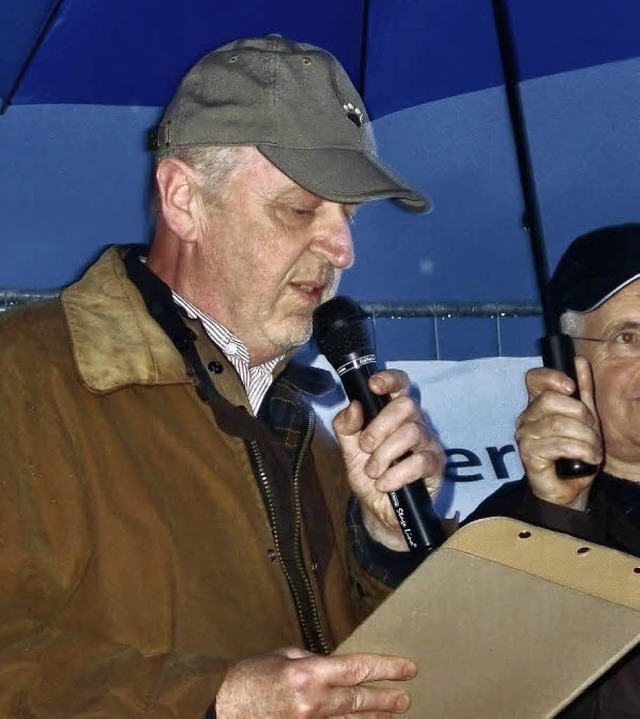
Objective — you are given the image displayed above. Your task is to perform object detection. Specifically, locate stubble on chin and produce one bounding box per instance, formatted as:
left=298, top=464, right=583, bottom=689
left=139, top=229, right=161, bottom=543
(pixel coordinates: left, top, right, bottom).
left=281, top=314, right=314, bottom=353
left=267, top=268, right=341, bottom=356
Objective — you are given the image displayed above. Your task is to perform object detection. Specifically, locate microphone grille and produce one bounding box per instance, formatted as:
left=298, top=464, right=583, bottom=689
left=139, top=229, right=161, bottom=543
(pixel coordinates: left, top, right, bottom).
left=312, top=296, right=374, bottom=367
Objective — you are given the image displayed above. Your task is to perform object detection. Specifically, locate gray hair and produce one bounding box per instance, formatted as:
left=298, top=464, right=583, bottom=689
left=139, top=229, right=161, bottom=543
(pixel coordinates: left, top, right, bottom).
left=560, top=310, right=585, bottom=337
left=152, top=145, right=247, bottom=219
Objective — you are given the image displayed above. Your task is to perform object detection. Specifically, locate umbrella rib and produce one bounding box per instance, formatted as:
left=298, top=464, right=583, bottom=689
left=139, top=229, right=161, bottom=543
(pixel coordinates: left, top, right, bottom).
left=1, top=0, right=66, bottom=114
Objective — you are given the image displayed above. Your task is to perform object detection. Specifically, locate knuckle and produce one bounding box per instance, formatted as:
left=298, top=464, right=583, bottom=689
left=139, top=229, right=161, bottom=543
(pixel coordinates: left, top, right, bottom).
left=537, top=390, right=557, bottom=409
left=419, top=447, right=438, bottom=474
left=346, top=687, right=366, bottom=712
left=284, top=662, right=313, bottom=692
left=431, top=447, right=446, bottom=474
left=525, top=367, right=546, bottom=390
left=395, top=394, right=415, bottom=414
left=580, top=405, right=595, bottom=425
left=345, top=656, right=367, bottom=683
left=406, top=419, right=423, bottom=444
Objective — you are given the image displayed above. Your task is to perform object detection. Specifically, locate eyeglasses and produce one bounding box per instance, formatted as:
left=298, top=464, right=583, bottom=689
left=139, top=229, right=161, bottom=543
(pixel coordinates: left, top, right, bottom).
left=572, top=328, right=640, bottom=358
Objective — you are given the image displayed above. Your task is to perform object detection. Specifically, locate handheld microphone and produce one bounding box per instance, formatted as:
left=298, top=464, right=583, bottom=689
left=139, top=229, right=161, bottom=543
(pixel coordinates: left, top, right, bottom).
left=312, top=296, right=445, bottom=552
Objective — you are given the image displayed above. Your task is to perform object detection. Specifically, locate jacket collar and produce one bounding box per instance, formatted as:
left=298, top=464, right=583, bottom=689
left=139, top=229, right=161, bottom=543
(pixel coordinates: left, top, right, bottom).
left=61, top=246, right=337, bottom=399
left=62, top=246, right=189, bottom=393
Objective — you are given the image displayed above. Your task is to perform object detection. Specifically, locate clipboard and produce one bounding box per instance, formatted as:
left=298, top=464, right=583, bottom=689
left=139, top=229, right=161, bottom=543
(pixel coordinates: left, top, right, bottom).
left=335, top=517, right=640, bottom=717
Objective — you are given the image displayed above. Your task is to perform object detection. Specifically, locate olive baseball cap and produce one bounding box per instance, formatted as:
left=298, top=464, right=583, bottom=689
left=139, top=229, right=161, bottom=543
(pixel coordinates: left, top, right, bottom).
left=149, top=35, right=431, bottom=212
left=547, top=223, right=640, bottom=315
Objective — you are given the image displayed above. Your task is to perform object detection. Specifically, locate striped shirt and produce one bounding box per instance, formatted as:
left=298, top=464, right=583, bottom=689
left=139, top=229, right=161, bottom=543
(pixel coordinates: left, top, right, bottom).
left=171, top=293, right=283, bottom=414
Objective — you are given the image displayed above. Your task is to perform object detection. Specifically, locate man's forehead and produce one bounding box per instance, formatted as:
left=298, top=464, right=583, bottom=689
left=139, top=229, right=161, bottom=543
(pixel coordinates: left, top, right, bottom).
left=238, top=149, right=354, bottom=206
left=586, top=279, right=640, bottom=327
left=236, top=148, right=306, bottom=192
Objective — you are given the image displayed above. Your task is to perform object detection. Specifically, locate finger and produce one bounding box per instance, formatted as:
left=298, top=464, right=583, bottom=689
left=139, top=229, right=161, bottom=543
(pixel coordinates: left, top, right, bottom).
left=519, top=410, right=602, bottom=447
left=517, top=390, right=597, bottom=430
left=364, top=433, right=443, bottom=489
left=370, top=452, right=443, bottom=496
left=517, top=409, right=603, bottom=476
left=329, top=684, right=412, bottom=716
left=363, top=419, right=426, bottom=474
left=368, top=369, right=411, bottom=399
left=316, top=654, right=417, bottom=687
left=324, top=654, right=416, bottom=717
left=524, top=366, right=575, bottom=401
left=333, top=400, right=365, bottom=439
left=517, top=410, right=602, bottom=452
left=361, top=500, right=408, bottom=541
left=359, top=395, right=422, bottom=454
left=518, top=431, right=603, bottom=473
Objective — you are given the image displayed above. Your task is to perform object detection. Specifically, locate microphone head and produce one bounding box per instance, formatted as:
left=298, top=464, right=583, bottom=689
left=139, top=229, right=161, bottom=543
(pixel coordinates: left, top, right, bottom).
left=312, top=296, right=375, bottom=369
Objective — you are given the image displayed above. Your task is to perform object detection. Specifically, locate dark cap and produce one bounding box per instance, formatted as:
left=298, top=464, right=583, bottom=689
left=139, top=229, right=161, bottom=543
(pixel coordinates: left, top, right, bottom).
left=547, top=223, right=640, bottom=316
left=149, top=35, right=431, bottom=212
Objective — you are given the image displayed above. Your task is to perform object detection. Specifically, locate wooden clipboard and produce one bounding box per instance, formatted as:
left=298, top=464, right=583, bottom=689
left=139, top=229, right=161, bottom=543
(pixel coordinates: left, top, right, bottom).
left=336, top=517, right=640, bottom=717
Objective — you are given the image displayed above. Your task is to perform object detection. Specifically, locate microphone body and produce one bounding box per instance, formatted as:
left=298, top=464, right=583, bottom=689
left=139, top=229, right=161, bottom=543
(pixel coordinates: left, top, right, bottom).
left=313, top=297, right=445, bottom=552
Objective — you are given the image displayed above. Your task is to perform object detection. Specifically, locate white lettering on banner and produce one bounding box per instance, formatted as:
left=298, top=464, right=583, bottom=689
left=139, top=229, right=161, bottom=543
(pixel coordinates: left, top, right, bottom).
left=445, top=444, right=517, bottom=481
left=311, top=355, right=540, bottom=521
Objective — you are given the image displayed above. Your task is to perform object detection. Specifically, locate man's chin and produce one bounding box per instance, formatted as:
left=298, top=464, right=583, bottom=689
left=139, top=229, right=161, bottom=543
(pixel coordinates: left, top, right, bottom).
left=273, top=319, right=313, bottom=355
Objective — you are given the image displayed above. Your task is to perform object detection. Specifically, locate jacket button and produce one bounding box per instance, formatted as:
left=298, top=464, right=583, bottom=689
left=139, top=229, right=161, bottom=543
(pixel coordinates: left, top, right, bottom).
left=267, top=549, right=278, bottom=562
left=207, top=361, right=223, bottom=374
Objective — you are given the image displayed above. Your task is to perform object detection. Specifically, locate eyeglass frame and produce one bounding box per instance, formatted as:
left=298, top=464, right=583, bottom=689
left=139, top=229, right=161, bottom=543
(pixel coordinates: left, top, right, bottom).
left=570, top=327, right=640, bottom=357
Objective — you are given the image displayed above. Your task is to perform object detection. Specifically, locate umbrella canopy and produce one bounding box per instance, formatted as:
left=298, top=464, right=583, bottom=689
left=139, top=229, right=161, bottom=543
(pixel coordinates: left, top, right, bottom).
left=4, top=1, right=639, bottom=115
left=2, top=0, right=640, bottom=359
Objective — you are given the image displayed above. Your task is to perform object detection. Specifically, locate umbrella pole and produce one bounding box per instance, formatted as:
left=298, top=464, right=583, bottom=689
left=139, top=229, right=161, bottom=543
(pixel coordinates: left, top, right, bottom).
left=490, top=0, right=598, bottom=479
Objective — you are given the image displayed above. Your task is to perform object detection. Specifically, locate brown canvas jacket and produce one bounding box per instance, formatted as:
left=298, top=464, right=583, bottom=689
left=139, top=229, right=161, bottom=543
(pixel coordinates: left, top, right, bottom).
left=0, top=247, right=391, bottom=718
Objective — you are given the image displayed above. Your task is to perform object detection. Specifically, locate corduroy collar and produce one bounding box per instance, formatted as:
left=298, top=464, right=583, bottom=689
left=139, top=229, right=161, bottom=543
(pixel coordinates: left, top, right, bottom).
left=61, top=246, right=335, bottom=399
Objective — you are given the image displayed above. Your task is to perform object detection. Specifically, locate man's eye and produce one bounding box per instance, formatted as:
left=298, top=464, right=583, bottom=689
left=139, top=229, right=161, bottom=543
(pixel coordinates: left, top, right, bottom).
left=273, top=203, right=316, bottom=225
left=615, top=330, right=640, bottom=344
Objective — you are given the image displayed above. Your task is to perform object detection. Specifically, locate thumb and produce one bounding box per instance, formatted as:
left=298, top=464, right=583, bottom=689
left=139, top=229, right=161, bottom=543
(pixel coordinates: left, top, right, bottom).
left=332, top=399, right=364, bottom=440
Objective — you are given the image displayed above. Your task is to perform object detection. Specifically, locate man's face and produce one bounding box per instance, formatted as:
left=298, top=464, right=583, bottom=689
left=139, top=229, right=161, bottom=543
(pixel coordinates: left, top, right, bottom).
left=193, top=148, right=356, bottom=365
left=576, top=279, right=640, bottom=470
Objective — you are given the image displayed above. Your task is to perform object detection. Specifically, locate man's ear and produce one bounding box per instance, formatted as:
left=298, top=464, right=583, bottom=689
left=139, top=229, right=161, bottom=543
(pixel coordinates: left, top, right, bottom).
left=155, top=158, right=205, bottom=242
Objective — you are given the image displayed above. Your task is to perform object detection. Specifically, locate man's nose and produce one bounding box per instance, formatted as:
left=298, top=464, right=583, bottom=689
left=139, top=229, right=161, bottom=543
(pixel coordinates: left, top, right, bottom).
left=310, top=205, right=355, bottom=269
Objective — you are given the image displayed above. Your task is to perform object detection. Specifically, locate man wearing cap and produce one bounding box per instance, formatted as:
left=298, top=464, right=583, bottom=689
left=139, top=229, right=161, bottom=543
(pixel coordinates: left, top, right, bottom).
left=467, top=223, right=640, bottom=716
left=0, top=36, right=443, bottom=717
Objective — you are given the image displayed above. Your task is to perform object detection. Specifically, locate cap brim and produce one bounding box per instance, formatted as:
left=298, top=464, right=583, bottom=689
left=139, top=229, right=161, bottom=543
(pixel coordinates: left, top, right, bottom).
left=257, top=146, right=432, bottom=213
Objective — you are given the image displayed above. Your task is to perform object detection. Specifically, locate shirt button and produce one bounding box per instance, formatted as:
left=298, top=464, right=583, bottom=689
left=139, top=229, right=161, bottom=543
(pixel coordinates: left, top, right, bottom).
left=207, top=361, right=223, bottom=374
left=226, top=342, right=238, bottom=356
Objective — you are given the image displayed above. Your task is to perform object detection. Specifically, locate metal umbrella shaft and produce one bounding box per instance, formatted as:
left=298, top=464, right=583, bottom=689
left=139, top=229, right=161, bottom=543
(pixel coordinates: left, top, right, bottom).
left=490, top=0, right=598, bottom=479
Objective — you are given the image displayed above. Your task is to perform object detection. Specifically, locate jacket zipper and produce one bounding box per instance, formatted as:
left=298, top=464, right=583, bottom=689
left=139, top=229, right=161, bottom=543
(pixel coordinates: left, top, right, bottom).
left=247, top=410, right=330, bottom=655
left=291, top=410, right=332, bottom=655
